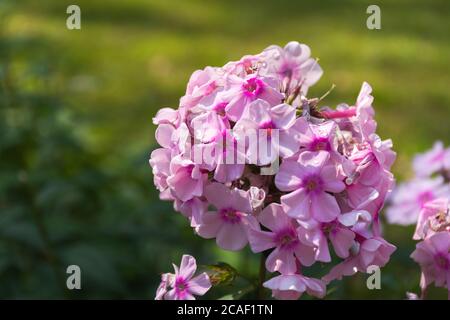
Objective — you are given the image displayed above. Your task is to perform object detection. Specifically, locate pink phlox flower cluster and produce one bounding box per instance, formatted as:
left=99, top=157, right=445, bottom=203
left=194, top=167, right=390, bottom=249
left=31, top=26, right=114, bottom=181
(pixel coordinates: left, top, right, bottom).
left=151, top=41, right=397, bottom=299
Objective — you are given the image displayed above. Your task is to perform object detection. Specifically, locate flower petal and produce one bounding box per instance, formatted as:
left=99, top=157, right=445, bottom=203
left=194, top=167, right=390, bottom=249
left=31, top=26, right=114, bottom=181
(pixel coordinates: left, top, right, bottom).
left=188, top=273, right=211, bottom=296
left=311, top=193, right=340, bottom=222
left=178, top=254, right=197, bottom=280
left=216, top=223, right=248, bottom=251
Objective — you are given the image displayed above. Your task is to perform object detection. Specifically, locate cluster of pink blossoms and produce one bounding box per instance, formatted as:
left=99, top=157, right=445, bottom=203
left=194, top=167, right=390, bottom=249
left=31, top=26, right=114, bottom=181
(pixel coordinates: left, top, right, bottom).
left=150, top=41, right=397, bottom=300
left=386, top=141, right=450, bottom=225
left=388, top=142, right=450, bottom=299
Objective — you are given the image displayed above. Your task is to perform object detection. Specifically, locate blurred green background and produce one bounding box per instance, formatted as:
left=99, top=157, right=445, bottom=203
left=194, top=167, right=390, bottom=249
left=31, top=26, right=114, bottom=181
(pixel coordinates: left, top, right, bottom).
left=1, top=0, right=449, bottom=299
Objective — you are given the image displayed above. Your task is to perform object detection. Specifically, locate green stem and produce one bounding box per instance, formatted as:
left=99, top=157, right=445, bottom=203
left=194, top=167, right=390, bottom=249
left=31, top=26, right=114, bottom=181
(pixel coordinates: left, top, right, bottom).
left=257, top=251, right=267, bottom=299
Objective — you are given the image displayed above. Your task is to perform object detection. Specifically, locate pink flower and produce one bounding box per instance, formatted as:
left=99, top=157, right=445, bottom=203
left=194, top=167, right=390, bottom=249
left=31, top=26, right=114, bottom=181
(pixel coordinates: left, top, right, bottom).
left=263, top=273, right=326, bottom=300
left=323, top=236, right=396, bottom=284
left=344, top=163, right=394, bottom=226
left=233, top=99, right=300, bottom=165
left=413, top=141, right=450, bottom=178
left=156, top=255, right=211, bottom=300
left=149, top=148, right=172, bottom=200
left=357, top=237, right=396, bottom=269
left=191, top=110, right=229, bottom=144
left=155, top=122, right=191, bottom=157
left=180, top=67, right=222, bottom=109
left=191, top=111, right=244, bottom=182
left=353, top=82, right=377, bottom=138
left=414, top=198, right=450, bottom=240
left=223, top=74, right=284, bottom=121
left=346, top=134, right=396, bottom=188
left=337, top=134, right=395, bottom=227
left=247, top=204, right=315, bottom=274
left=153, top=107, right=180, bottom=127
left=210, top=130, right=246, bottom=183
left=223, top=54, right=262, bottom=77
left=175, top=197, right=208, bottom=227
left=276, top=151, right=345, bottom=222
left=196, top=183, right=257, bottom=251
left=386, top=177, right=450, bottom=225
left=262, top=41, right=323, bottom=95
left=155, top=272, right=173, bottom=300
left=321, top=82, right=374, bottom=135
left=293, top=117, right=337, bottom=154
left=411, top=232, right=450, bottom=296
left=193, top=89, right=230, bottom=114
left=155, top=123, right=176, bottom=151
left=297, top=212, right=361, bottom=262
left=166, top=156, right=207, bottom=202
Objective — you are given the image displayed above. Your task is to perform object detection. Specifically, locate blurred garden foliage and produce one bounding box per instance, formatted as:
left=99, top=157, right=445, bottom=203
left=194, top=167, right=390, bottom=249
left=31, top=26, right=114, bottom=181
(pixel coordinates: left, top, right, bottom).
left=0, top=0, right=449, bottom=298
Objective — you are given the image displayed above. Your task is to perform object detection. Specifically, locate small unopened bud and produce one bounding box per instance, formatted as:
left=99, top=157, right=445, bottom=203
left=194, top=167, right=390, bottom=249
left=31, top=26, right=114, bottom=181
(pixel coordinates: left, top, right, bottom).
left=249, top=186, right=266, bottom=211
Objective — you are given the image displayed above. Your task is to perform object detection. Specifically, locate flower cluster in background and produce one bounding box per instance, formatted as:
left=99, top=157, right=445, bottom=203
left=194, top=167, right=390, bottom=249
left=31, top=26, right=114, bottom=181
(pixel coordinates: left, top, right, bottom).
left=150, top=41, right=397, bottom=300
left=386, top=141, right=450, bottom=225
left=388, top=142, right=450, bottom=299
